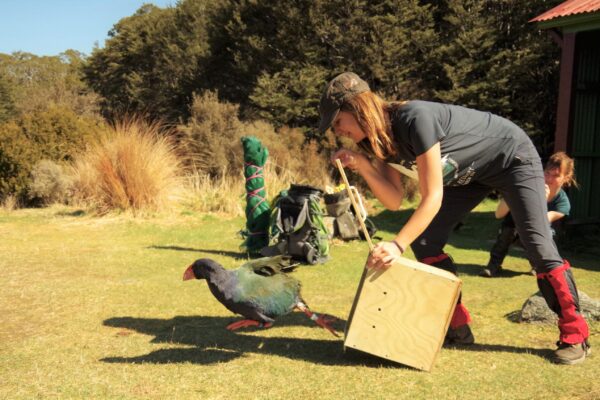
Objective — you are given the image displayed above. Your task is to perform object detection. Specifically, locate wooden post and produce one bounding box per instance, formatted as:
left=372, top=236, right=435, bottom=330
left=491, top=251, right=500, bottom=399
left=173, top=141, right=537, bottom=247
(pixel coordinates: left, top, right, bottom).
left=555, top=32, right=576, bottom=153
left=334, top=159, right=374, bottom=250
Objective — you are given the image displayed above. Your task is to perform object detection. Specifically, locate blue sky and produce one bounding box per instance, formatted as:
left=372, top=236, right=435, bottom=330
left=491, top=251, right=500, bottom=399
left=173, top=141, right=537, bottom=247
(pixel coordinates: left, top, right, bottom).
left=0, top=0, right=175, bottom=56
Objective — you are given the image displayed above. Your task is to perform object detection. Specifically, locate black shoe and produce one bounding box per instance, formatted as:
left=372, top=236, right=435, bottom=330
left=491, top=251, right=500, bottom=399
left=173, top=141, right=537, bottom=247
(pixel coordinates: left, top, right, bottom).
left=553, top=339, right=591, bottom=365
left=445, top=324, right=475, bottom=345
left=480, top=264, right=502, bottom=277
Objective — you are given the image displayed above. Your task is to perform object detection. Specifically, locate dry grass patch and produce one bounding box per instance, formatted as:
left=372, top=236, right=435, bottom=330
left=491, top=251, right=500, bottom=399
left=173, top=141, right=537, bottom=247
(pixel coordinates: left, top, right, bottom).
left=180, top=161, right=331, bottom=217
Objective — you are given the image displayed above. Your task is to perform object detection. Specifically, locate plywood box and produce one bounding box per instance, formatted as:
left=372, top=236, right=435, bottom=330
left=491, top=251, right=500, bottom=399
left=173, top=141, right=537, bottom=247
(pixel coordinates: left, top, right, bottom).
left=344, top=256, right=462, bottom=372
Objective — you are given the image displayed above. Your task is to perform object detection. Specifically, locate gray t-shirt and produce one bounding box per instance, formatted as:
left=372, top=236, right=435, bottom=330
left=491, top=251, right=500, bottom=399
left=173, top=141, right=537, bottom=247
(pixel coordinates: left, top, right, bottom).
left=381, top=101, right=532, bottom=186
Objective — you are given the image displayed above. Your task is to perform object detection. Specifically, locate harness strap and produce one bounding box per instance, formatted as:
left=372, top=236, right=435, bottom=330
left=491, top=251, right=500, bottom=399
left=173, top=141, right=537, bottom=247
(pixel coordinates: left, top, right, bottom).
left=244, top=163, right=267, bottom=216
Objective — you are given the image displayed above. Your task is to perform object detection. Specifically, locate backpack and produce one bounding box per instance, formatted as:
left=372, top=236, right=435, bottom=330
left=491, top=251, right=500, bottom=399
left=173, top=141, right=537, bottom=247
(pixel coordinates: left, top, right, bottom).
left=324, top=188, right=377, bottom=241
left=261, top=184, right=329, bottom=264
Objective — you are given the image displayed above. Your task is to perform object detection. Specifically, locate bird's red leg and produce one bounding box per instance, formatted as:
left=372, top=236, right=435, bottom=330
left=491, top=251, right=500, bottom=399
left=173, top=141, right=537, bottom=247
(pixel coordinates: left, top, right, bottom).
left=226, top=319, right=273, bottom=331
left=295, top=303, right=340, bottom=337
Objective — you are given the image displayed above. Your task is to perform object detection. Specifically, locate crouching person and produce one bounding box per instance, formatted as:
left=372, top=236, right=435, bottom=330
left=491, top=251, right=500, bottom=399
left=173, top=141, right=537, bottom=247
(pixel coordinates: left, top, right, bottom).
left=481, top=152, right=576, bottom=277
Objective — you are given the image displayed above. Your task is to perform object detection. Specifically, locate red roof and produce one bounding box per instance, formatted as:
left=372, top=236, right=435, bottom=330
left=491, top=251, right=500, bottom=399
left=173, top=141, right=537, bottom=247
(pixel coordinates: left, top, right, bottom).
left=531, top=0, right=600, bottom=22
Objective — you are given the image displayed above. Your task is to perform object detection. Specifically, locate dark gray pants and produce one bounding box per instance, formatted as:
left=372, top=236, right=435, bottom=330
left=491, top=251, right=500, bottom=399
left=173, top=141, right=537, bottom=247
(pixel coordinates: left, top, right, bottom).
left=411, top=151, right=563, bottom=273
left=407, top=142, right=589, bottom=342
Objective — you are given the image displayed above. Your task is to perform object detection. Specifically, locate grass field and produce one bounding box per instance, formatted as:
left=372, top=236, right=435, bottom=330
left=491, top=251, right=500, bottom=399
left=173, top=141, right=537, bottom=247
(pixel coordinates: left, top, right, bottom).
left=1, top=200, right=599, bottom=399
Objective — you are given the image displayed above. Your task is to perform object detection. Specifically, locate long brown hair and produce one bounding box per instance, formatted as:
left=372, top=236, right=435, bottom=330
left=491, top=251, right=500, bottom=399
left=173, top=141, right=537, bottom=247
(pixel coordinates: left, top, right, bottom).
left=546, top=151, right=578, bottom=188
left=340, top=91, right=396, bottom=159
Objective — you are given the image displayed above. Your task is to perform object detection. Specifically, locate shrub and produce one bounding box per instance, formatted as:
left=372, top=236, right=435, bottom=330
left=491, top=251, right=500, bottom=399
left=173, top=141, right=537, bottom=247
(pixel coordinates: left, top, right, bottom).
left=243, top=123, right=332, bottom=189
left=28, top=160, right=72, bottom=206
left=0, top=106, right=103, bottom=203
left=70, top=119, right=181, bottom=214
left=178, top=91, right=332, bottom=189
left=178, top=91, right=245, bottom=176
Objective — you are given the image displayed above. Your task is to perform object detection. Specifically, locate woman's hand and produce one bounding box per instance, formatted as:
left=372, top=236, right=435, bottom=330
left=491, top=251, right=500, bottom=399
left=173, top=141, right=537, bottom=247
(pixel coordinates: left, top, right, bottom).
left=367, top=241, right=403, bottom=270
left=331, top=149, right=367, bottom=172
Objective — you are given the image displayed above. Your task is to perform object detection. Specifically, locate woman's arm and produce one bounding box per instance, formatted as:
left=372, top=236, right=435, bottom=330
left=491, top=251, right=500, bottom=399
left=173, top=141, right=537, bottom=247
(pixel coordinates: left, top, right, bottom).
left=547, top=211, right=565, bottom=223
left=393, top=142, right=443, bottom=251
left=368, top=143, right=444, bottom=269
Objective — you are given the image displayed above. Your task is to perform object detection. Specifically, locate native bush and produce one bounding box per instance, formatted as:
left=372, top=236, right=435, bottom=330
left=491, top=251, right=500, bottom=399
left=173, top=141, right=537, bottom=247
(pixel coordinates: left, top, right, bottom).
left=70, top=119, right=181, bottom=214
left=28, top=160, right=73, bottom=206
left=244, top=123, right=332, bottom=189
left=0, top=106, right=103, bottom=203
left=174, top=92, right=333, bottom=216
left=178, top=91, right=331, bottom=189
left=0, top=51, right=100, bottom=118
left=178, top=91, right=245, bottom=176
left=0, top=71, right=16, bottom=123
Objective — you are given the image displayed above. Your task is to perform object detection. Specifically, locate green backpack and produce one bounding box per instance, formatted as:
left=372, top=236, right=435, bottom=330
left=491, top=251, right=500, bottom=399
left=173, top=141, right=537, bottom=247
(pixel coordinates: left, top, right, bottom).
left=261, top=184, right=329, bottom=264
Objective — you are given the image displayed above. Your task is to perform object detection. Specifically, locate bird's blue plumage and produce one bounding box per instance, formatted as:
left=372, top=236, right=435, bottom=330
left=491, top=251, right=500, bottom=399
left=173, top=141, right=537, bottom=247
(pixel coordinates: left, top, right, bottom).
left=233, top=263, right=300, bottom=317
left=189, top=256, right=302, bottom=323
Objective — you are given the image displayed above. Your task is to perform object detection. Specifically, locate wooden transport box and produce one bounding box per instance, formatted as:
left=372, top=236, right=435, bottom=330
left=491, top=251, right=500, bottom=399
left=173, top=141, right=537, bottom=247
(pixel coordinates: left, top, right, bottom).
left=344, top=256, right=462, bottom=372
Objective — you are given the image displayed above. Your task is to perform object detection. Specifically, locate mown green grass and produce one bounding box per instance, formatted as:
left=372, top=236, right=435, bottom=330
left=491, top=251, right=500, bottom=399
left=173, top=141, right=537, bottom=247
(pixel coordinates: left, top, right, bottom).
left=1, top=201, right=599, bottom=399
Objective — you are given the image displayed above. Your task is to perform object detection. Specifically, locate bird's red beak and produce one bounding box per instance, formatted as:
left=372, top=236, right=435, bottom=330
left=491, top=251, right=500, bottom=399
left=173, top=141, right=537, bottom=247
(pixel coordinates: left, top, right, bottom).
left=183, top=265, right=195, bottom=281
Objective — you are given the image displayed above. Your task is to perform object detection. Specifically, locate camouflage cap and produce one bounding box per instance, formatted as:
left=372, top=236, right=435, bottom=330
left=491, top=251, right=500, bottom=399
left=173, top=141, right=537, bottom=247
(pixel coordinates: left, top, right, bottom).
left=318, top=72, right=370, bottom=133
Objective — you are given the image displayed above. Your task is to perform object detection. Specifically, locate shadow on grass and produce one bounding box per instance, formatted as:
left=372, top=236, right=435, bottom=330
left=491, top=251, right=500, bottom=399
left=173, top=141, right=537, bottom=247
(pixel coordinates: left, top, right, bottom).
left=148, top=245, right=247, bottom=259
left=101, top=314, right=402, bottom=368
left=101, top=314, right=554, bottom=366
left=444, top=342, right=553, bottom=359
left=55, top=209, right=86, bottom=217
left=456, top=263, right=533, bottom=278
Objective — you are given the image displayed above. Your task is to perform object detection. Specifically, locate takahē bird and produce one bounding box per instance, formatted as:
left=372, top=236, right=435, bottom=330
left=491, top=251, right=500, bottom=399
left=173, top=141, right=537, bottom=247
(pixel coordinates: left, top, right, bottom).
left=183, top=256, right=339, bottom=336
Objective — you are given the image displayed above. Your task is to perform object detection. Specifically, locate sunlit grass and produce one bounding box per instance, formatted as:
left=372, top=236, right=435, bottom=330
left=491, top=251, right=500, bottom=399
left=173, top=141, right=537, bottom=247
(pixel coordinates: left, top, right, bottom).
left=0, top=201, right=598, bottom=399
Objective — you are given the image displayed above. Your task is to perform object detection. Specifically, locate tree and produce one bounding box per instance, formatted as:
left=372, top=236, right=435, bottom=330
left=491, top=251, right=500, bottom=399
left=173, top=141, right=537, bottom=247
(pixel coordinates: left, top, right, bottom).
left=0, top=51, right=99, bottom=117
left=81, top=0, right=564, bottom=151
left=249, top=64, right=329, bottom=133
left=0, top=71, right=16, bottom=122
left=433, top=0, right=562, bottom=153
left=84, top=1, right=215, bottom=121
left=216, top=0, right=440, bottom=135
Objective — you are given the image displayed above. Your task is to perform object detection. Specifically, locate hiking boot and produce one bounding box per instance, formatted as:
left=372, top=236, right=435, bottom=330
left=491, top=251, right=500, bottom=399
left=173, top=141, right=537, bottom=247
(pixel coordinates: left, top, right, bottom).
left=480, top=264, right=502, bottom=277
left=445, top=324, right=475, bottom=345
left=553, top=339, right=591, bottom=365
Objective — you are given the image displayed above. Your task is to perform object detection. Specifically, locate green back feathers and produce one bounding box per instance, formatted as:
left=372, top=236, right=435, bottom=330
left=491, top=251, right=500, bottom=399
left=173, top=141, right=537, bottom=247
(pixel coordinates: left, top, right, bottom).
left=233, top=256, right=301, bottom=317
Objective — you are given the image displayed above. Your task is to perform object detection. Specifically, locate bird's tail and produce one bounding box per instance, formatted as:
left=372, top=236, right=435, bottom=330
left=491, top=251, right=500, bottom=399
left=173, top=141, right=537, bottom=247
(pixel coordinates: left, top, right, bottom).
left=296, top=302, right=340, bottom=337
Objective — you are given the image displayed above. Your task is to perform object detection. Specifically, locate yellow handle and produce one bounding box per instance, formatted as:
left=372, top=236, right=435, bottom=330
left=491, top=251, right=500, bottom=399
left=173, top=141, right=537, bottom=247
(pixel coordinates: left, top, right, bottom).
left=335, top=159, right=374, bottom=251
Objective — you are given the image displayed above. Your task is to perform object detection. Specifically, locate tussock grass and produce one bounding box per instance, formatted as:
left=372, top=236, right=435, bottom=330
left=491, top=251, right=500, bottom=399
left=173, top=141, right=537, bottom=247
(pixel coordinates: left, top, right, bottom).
left=67, top=113, right=332, bottom=217
left=71, top=119, right=181, bottom=214
left=1, top=194, right=19, bottom=211
left=180, top=162, right=331, bottom=217
left=1, top=201, right=598, bottom=399
left=180, top=169, right=245, bottom=216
